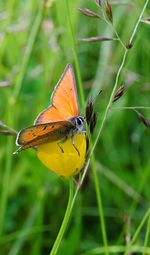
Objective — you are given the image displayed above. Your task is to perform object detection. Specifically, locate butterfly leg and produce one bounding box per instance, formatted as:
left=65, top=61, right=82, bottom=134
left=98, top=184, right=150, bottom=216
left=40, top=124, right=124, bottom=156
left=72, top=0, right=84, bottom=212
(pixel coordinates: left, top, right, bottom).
left=57, top=141, right=64, bottom=153
left=57, top=136, right=68, bottom=153
left=71, top=135, right=80, bottom=156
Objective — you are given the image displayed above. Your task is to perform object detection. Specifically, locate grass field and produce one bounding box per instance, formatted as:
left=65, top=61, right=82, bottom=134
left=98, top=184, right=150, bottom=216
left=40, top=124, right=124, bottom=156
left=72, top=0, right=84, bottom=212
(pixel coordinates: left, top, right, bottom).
left=0, top=0, right=150, bottom=254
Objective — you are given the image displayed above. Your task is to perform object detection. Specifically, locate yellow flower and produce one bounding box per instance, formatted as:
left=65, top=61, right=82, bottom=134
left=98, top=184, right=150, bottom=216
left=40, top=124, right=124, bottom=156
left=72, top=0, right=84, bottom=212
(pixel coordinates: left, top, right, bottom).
left=37, top=134, right=87, bottom=177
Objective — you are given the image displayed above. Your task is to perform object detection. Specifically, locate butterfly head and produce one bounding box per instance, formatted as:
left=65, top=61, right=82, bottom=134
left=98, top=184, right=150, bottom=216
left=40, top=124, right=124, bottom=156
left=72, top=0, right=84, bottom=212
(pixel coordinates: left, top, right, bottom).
left=71, top=116, right=86, bottom=133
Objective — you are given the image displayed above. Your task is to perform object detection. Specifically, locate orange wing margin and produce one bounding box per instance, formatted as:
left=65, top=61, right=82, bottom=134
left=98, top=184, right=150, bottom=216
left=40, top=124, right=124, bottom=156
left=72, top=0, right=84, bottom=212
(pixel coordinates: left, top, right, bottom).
left=35, top=64, right=79, bottom=124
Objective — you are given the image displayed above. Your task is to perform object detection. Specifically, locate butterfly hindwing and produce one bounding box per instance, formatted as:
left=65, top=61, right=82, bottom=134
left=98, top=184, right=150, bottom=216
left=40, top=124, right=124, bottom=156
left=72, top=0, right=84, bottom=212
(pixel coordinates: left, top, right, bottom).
left=16, top=121, right=73, bottom=147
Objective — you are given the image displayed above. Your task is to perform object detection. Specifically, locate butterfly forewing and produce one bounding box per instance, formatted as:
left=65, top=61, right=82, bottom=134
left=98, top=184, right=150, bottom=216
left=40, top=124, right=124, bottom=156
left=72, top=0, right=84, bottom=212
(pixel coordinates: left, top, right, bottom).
left=35, top=107, right=63, bottom=125
left=35, top=64, right=79, bottom=124
left=16, top=136, right=56, bottom=153
left=52, top=64, right=79, bottom=116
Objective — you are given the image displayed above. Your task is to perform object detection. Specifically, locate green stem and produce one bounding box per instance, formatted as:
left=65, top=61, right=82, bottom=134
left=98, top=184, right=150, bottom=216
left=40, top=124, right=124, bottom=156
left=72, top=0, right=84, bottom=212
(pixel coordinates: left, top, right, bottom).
left=97, top=162, right=143, bottom=203
left=63, top=1, right=150, bottom=252
left=74, top=0, right=150, bottom=191
left=128, top=0, right=149, bottom=45
left=91, top=156, right=109, bottom=255
left=50, top=178, right=74, bottom=255
left=89, top=50, right=127, bottom=157
left=82, top=245, right=150, bottom=254
left=65, top=0, right=85, bottom=109
left=100, top=0, right=126, bottom=50
left=143, top=209, right=150, bottom=255
left=14, top=2, right=45, bottom=99
left=65, top=2, right=109, bottom=251
left=112, top=106, right=150, bottom=110
left=112, top=25, right=126, bottom=50
left=0, top=136, right=13, bottom=236
left=124, top=208, right=150, bottom=255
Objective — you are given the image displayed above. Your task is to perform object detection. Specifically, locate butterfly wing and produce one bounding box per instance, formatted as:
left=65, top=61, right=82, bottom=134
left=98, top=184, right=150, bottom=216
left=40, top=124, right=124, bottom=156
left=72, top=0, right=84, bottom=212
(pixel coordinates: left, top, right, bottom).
left=35, top=64, right=79, bottom=124
left=16, top=121, right=73, bottom=152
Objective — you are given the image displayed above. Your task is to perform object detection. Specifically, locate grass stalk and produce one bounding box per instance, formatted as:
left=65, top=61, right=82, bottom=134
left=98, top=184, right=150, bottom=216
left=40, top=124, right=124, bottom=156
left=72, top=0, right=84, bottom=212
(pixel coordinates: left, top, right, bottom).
left=74, top=0, right=150, bottom=200
left=14, top=2, right=46, bottom=98
left=65, top=1, right=108, bottom=253
left=124, top=208, right=150, bottom=255
left=91, top=156, right=109, bottom=255
left=97, top=162, right=143, bottom=203
left=65, top=0, right=85, bottom=108
left=82, top=245, right=150, bottom=254
left=112, top=106, right=150, bottom=110
left=50, top=178, right=74, bottom=255
left=8, top=202, right=41, bottom=255
left=60, top=1, right=150, bottom=253
left=0, top=135, right=13, bottom=236
left=143, top=210, right=150, bottom=255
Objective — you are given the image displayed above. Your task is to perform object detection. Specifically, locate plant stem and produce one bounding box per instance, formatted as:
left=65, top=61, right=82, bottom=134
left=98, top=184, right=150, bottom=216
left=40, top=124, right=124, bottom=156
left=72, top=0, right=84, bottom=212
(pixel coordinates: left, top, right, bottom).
left=50, top=178, right=74, bottom=255
left=100, top=0, right=126, bottom=50
left=128, top=0, right=149, bottom=45
left=75, top=0, right=150, bottom=193
left=97, top=162, right=143, bottom=202
left=91, top=156, right=109, bottom=255
left=112, top=106, right=150, bottom=110
left=14, top=2, right=45, bottom=99
left=65, top=0, right=150, bottom=252
left=124, top=208, right=150, bottom=255
left=0, top=136, right=13, bottom=236
left=143, top=210, right=150, bottom=255
left=65, top=0, right=85, bottom=109
left=89, top=49, right=127, bottom=157
left=82, top=245, right=150, bottom=254
left=65, top=1, right=108, bottom=253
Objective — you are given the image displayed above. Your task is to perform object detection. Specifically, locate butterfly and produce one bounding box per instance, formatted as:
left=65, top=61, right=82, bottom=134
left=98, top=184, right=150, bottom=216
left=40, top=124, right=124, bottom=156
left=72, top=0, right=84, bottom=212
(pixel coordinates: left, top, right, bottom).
left=15, top=64, right=86, bottom=155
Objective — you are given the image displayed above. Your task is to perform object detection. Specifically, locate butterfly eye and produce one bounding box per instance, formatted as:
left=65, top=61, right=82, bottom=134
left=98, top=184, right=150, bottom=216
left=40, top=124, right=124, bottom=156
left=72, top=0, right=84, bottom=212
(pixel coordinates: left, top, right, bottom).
left=77, top=118, right=82, bottom=125
left=76, top=116, right=85, bottom=126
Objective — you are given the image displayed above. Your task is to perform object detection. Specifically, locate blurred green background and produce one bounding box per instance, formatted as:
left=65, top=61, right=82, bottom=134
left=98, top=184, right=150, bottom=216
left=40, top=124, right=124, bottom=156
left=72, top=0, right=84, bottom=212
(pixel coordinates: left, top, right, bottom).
left=0, top=0, right=150, bottom=254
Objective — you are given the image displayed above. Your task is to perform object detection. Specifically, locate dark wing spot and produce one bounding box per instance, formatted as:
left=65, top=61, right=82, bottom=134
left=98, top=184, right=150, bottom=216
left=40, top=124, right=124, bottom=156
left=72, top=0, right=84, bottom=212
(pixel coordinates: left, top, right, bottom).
left=52, top=125, right=55, bottom=128
left=43, top=126, right=47, bottom=130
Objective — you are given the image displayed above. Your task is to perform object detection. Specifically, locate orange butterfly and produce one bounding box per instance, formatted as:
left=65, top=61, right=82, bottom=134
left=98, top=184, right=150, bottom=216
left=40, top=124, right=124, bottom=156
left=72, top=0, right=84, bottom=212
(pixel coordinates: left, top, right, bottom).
left=15, top=64, right=86, bottom=154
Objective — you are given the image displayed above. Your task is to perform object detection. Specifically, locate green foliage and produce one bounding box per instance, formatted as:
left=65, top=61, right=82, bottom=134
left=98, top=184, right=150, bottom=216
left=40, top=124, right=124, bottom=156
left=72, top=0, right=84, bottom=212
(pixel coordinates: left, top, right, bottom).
left=0, top=0, right=150, bottom=254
